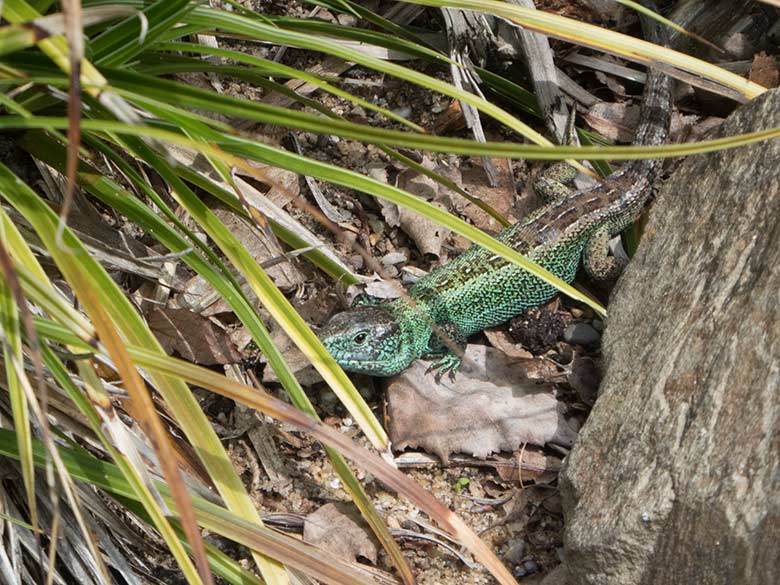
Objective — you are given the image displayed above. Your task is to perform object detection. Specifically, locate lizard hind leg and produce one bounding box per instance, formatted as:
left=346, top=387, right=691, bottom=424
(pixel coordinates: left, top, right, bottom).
left=583, top=226, right=627, bottom=280
left=533, top=110, right=579, bottom=203
left=533, top=165, right=577, bottom=204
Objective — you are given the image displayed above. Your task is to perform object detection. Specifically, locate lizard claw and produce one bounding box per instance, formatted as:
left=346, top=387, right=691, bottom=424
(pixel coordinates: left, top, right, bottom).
left=427, top=354, right=462, bottom=381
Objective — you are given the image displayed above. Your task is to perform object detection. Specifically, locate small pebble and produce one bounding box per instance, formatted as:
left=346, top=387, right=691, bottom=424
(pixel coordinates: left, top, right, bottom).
left=381, top=252, right=408, bottom=266
left=318, top=388, right=339, bottom=412
left=357, top=382, right=374, bottom=401
left=513, top=559, right=540, bottom=579
left=367, top=216, right=386, bottom=236
left=401, top=265, right=427, bottom=285
left=503, top=540, right=527, bottom=565
left=563, top=322, right=601, bottom=346
left=522, top=560, right=540, bottom=575
left=349, top=254, right=364, bottom=270
left=391, top=106, right=413, bottom=119
left=336, top=13, right=357, bottom=26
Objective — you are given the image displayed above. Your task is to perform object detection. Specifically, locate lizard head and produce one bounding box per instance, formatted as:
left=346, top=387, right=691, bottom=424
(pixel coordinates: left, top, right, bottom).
left=319, top=305, right=415, bottom=377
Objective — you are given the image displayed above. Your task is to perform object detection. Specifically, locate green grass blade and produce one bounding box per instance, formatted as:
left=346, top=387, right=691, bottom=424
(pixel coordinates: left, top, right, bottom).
left=0, top=160, right=291, bottom=584
left=186, top=6, right=559, bottom=149
left=0, top=226, right=37, bottom=532
left=90, top=0, right=193, bottom=66
left=0, top=423, right=378, bottom=585
left=270, top=17, right=450, bottom=63
left=22, top=131, right=411, bottom=582
left=405, top=0, right=765, bottom=101
left=5, top=79, right=772, bottom=160
left=153, top=41, right=425, bottom=131
left=0, top=22, right=43, bottom=54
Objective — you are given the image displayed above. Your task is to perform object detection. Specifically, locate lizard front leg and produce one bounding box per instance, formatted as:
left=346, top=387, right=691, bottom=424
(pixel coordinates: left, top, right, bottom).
left=423, top=322, right=467, bottom=379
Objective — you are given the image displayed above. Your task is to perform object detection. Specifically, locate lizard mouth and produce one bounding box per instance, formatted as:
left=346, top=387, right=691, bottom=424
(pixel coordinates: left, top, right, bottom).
left=327, top=351, right=406, bottom=377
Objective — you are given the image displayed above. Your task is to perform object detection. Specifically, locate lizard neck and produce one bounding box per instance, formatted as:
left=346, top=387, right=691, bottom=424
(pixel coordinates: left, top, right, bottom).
left=387, top=296, right=435, bottom=365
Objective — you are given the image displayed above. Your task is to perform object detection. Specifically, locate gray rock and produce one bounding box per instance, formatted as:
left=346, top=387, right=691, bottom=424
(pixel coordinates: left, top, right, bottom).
left=513, top=559, right=540, bottom=579
left=540, top=564, right=568, bottom=585
left=317, top=388, right=339, bottom=413
left=503, top=540, right=527, bottom=565
left=559, top=89, right=780, bottom=584
left=563, top=323, right=600, bottom=346
left=381, top=251, right=407, bottom=266
left=391, top=106, right=412, bottom=119
left=523, top=560, right=540, bottom=575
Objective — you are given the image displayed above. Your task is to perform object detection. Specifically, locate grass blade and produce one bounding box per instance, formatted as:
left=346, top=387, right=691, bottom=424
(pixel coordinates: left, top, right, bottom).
left=21, top=131, right=413, bottom=583
left=405, top=0, right=765, bottom=101
left=0, top=158, right=291, bottom=583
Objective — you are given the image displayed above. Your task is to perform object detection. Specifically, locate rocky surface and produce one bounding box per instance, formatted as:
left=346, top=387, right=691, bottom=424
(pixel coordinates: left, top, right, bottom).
left=559, top=89, right=780, bottom=584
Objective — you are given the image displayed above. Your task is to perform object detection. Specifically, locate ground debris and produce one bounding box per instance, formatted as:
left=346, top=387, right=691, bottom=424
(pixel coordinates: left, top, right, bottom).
left=386, top=344, right=578, bottom=463
left=304, top=502, right=379, bottom=564
left=148, top=307, right=241, bottom=366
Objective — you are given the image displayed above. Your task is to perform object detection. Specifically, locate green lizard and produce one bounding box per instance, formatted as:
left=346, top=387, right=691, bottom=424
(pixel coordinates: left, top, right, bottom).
left=320, top=13, right=672, bottom=377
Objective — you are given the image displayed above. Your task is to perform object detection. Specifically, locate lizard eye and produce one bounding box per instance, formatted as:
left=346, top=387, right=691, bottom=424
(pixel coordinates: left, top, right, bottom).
left=353, top=332, right=368, bottom=345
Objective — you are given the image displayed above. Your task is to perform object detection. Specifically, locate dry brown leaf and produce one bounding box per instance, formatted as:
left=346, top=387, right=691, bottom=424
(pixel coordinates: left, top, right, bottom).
left=397, top=168, right=439, bottom=201
left=234, top=165, right=301, bottom=208
left=584, top=102, right=636, bottom=142
left=490, top=447, right=562, bottom=484
left=596, top=70, right=628, bottom=98
left=455, top=156, right=516, bottom=233
left=567, top=352, right=600, bottom=406
left=386, top=344, right=578, bottom=463
left=483, top=328, right=568, bottom=382
left=148, top=308, right=241, bottom=366
left=391, top=167, right=454, bottom=257
left=360, top=278, right=404, bottom=300
left=212, top=206, right=304, bottom=291
left=434, top=100, right=467, bottom=134
left=397, top=204, right=450, bottom=257
left=260, top=322, right=320, bottom=386
left=303, top=503, right=378, bottom=564
left=749, top=51, right=779, bottom=88
left=484, top=328, right=534, bottom=361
